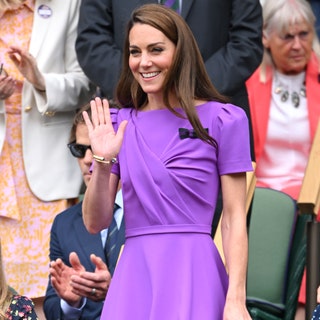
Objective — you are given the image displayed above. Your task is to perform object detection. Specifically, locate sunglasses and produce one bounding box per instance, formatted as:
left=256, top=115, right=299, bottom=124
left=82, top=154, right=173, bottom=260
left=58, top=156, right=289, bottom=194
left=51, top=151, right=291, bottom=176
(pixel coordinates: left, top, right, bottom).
left=68, top=142, right=92, bottom=158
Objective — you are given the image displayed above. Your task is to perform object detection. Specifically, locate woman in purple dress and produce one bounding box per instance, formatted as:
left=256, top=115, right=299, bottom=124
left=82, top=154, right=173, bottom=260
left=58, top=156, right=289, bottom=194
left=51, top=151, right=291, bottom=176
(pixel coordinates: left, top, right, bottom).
left=82, top=4, right=253, bottom=319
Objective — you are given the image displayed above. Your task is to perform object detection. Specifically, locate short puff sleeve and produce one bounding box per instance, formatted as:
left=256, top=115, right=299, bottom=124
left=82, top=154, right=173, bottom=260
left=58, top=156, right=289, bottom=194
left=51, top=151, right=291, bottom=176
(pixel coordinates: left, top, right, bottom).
left=214, top=103, right=253, bottom=175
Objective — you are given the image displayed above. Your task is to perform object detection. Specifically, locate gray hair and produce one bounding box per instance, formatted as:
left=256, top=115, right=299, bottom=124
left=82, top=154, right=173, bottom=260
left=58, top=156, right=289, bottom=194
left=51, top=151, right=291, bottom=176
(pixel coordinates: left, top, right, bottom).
left=263, top=0, right=315, bottom=37
left=260, top=0, right=319, bottom=81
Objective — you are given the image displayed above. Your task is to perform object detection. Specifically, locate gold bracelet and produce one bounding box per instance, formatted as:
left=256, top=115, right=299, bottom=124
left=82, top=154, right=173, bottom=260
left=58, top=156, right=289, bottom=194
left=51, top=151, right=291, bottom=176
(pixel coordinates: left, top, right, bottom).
left=93, top=154, right=118, bottom=164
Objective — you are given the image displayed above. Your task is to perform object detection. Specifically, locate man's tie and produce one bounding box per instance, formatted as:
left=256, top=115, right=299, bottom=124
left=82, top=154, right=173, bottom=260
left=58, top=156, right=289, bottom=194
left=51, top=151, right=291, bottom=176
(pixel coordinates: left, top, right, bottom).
left=160, top=0, right=181, bottom=14
left=105, top=204, right=120, bottom=276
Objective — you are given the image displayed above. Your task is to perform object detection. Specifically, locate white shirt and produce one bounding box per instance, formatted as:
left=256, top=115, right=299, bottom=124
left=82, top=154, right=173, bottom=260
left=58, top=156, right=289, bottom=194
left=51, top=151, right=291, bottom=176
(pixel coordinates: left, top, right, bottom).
left=256, top=71, right=311, bottom=199
left=100, top=189, right=124, bottom=246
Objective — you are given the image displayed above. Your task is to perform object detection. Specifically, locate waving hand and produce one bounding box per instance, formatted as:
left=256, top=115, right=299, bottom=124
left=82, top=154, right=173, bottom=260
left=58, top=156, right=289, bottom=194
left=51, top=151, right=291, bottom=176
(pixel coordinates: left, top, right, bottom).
left=83, top=97, right=127, bottom=162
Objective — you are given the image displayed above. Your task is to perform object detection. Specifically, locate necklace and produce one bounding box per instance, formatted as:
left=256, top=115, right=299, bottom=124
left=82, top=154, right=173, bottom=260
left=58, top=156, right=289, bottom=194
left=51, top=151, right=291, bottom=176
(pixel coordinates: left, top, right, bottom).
left=274, top=74, right=306, bottom=108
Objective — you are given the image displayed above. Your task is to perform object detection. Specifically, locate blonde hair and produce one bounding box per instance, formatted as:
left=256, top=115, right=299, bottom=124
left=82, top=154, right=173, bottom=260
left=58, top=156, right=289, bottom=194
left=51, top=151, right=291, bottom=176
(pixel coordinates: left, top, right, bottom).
left=260, top=0, right=320, bottom=81
left=0, top=0, right=25, bottom=11
left=0, top=240, right=12, bottom=317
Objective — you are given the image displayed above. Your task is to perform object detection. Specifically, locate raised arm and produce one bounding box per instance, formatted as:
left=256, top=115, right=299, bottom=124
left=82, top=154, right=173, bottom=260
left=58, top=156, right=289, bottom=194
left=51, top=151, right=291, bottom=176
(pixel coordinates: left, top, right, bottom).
left=82, top=98, right=127, bottom=233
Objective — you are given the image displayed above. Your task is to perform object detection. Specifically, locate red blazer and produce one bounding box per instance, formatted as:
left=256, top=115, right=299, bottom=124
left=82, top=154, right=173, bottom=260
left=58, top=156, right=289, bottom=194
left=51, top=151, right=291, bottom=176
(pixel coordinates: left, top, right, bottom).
left=246, top=52, right=320, bottom=164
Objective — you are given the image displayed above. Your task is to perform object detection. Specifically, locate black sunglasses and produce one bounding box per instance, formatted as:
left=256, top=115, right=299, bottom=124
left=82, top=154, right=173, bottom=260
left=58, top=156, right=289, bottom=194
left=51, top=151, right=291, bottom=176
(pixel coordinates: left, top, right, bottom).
left=68, top=142, right=92, bottom=158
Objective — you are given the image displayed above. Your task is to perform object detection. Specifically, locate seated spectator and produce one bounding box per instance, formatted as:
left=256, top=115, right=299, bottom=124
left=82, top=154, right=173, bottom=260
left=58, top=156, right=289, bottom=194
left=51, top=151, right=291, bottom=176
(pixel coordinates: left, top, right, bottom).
left=0, top=239, right=38, bottom=319
left=43, top=103, right=125, bottom=320
left=246, top=0, right=320, bottom=201
left=246, top=0, right=320, bottom=318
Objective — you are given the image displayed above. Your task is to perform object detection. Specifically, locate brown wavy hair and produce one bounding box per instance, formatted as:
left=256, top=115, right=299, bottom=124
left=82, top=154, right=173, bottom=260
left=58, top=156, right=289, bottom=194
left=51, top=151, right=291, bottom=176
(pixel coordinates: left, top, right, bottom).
left=69, top=103, right=92, bottom=143
left=116, top=4, right=227, bottom=146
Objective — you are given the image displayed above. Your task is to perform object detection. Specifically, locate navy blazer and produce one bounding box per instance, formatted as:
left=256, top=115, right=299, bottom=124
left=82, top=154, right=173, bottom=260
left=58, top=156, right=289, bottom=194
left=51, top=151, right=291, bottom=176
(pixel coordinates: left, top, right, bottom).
left=44, top=202, right=125, bottom=320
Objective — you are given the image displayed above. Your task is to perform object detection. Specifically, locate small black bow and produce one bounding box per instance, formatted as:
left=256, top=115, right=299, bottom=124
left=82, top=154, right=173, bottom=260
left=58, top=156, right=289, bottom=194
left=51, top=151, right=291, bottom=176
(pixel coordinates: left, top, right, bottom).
left=179, top=128, right=208, bottom=140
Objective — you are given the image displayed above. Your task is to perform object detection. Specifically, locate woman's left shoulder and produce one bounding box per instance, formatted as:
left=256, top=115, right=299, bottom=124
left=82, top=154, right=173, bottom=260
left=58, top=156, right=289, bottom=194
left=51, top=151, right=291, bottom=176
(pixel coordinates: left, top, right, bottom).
left=6, top=295, right=37, bottom=319
left=198, top=101, right=247, bottom=122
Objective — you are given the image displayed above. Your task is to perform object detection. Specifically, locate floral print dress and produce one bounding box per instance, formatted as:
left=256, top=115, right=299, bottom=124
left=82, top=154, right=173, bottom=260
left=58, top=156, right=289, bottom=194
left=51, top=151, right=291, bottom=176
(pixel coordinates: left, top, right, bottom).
left=5, top=295, right=38, bottom=320
left=0, top=0, right=67, bottom=297
left=313, top=304, right=320, bottom=320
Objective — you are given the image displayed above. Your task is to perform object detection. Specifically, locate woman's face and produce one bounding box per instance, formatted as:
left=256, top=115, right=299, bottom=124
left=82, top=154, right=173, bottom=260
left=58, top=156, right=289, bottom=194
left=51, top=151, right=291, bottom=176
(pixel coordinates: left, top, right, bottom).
left=128, top=23, right=176, bottom=97
left=263, top=19, right=314, bottom=75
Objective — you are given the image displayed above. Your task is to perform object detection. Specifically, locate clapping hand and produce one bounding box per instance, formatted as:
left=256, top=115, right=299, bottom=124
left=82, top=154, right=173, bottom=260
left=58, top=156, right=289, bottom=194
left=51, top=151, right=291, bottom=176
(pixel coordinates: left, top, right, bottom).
left=0, top=66, right=15, bottom=100
left=50, top=252, right=111, bottom=307
left=7, top=46, right=45, bottom=91
left=69, top=253, right=111, bottom=302
left=49, top=252, right=85, bottom=307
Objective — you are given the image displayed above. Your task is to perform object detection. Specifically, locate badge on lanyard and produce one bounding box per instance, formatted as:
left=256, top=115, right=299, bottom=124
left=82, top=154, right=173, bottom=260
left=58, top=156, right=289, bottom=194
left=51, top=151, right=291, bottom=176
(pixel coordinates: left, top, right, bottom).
left=37, top=4, right=52, bottom=19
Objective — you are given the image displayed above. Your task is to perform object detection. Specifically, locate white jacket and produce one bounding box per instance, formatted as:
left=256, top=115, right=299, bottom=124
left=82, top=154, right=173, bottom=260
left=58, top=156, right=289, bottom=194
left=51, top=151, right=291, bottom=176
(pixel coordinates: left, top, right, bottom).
left=0, top=0, right=93, bottom=201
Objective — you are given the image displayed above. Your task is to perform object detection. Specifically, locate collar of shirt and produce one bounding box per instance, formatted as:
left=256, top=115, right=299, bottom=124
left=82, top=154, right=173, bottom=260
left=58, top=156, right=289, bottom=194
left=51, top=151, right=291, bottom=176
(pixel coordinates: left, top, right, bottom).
left=100, top=189, right=124, bottom=244
left=115, top=189, right=123, bottom=209
left=114, top=189, right=124, bottom=229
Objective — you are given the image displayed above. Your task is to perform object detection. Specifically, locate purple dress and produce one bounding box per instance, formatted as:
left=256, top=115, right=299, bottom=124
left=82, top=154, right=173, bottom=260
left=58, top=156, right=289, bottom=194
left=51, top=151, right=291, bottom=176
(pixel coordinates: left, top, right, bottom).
left=101, top=102, right=252, bottom=319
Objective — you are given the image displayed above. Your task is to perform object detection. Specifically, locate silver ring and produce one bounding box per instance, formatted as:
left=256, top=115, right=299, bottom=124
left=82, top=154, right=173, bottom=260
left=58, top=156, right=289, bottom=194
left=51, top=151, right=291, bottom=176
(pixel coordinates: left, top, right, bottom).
left=90, top=288, right=96, bottom=296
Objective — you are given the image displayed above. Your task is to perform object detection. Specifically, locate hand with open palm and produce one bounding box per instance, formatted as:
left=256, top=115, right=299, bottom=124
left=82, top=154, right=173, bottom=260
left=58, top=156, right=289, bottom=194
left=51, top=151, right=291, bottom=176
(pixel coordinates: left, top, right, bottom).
left=83, top=97, right=127, bottom=163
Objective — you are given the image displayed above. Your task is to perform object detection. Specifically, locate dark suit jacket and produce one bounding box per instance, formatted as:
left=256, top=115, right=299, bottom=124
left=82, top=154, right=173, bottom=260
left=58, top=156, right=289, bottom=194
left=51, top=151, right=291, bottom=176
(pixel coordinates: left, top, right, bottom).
left=44, top=202, right=125, bottom=320
left=76, top=0, right=263, bottom=159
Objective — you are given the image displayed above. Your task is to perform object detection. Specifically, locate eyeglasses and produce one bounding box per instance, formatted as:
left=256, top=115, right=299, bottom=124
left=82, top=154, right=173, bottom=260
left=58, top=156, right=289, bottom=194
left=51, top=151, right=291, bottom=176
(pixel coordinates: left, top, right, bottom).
left=68, top=142, right=92, bottom=158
